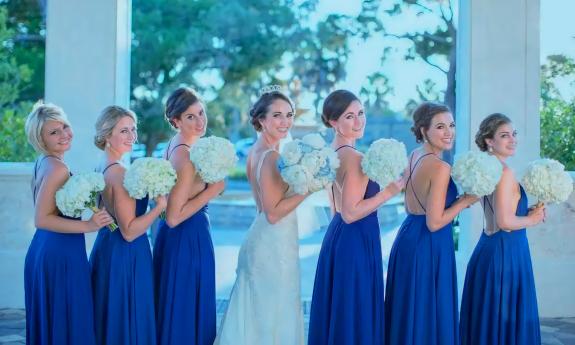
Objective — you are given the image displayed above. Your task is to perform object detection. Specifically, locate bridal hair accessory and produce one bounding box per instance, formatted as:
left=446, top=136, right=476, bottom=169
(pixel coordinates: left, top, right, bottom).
left=259, top=84, right=284, bottom=96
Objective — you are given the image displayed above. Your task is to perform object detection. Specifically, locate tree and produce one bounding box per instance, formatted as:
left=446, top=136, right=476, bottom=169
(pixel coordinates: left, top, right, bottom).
left=540, top=54, right=575, bottom=170
left=359, top=0, right=456, bottom=112
left=0, top=5, right=36, bottom=162
left=131, top=0, right=322, bottom=154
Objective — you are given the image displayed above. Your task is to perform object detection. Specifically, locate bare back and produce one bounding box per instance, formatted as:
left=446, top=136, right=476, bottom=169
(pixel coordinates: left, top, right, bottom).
left=247, top=146, right=278, bottom=213
left=404, top=150, right=439, bottom=215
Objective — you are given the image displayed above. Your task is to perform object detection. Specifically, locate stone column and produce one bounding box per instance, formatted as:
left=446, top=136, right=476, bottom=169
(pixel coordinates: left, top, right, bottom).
left=45, top=0, right=131, bottom=172
left=457, top=0, right=575, bottom=317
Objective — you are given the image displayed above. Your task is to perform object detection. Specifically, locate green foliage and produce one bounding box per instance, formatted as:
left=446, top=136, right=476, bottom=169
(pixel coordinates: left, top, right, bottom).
left=130, top=0, right=319, bottom=154
left=540, top=54, right=575, bottom=171
left=0, top=6, right=36, bottom=162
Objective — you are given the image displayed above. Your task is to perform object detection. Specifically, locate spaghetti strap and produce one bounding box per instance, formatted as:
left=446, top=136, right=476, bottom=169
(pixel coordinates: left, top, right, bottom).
left=405, top=152, right=434, bottom=213
left=102, top=162, right=120, bottom=175
left=335, top=145, right=355, bottom=152
left=32, top=155, right=62, bottom=203
left=167, top=143, right=191, bottom=160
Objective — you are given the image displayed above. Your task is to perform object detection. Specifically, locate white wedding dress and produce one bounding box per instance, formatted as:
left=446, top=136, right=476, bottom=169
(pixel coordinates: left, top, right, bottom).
left=214, top=149, right=304, bottom=345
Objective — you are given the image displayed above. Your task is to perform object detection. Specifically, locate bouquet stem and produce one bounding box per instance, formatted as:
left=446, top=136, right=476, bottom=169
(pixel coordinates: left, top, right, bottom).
left=89, top=206, right=118, bottom=231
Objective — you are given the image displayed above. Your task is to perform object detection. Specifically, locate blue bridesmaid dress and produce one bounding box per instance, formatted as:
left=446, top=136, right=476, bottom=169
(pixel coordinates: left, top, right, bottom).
left=24, top=156, right=96, bottom=345
left=153, top=142, right=216, bottom=345
left=308, top=146, right=385, bottom=345
left=385, top=154, right=459, bottom=345
left=460, top=185, right=540, bottom=345
left=90, top=163, right=155, bottom=345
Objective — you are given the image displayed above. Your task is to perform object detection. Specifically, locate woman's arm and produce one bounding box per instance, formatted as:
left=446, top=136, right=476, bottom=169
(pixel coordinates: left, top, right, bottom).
left=107, top=165, right=166, bottom=242
left=165, top=147, right=224, bottom=228
left=425, top=159, right=477, bottom=231
left=258, top=151, right=307, bottom=224
left=495, top=167, right=545, bottom=230
left=339, top=149, right=402, bottom=224
left=34, top=159, right=113, bottom=233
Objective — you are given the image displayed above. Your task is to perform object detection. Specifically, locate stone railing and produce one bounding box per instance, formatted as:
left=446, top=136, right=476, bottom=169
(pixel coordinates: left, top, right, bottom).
left=0, top=163, right=35, bottom=308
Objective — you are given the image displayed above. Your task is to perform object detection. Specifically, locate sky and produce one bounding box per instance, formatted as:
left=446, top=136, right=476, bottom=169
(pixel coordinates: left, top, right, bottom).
left=300, top=0, right=575, bottom=114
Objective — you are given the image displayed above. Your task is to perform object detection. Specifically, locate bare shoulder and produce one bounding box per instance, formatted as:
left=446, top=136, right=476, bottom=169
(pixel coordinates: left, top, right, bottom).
left=43, top=157, right=69, bottom=177
left=105, top=163, right=127, bottom=185
left=338, top=146, right=362, bottom=166
left=500, top=166, right=517, bottom=184
left=425, top=155, right=451, bottom=176
left=261, top=149, right=280, bottom=168
left=172, top=146, right=193, bottom=172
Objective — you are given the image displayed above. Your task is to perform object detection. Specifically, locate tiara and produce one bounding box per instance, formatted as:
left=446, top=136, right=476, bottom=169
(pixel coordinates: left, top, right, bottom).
left=259, top=84, right=284, bottom=96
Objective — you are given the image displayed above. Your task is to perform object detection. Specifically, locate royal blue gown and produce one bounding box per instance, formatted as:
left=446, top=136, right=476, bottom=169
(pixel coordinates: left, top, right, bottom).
left=460, top=185, right=541, bottom=345
left=24, top=156, right=97, bottom=345
left=153, top=205, right=216, bottom=345
left=90, top=195, right=156, bottom=345
left=385, top=155, right=459, bottom=345
left=308, top=176, right=384, bottom=345
left=25, top=219, right=97, bottom=345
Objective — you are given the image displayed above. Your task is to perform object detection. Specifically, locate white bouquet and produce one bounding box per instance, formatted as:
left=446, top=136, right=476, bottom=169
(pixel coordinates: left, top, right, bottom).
left=452, top=151, right=502, bottom=197
left=189, top=136, right=238, bottom=183
left=55, top=172, right=117, bottom=230
left=278, top=133, right=339, bottom=195
left=124, top=157, right=177, bottom=199
left=521, top=158, right=573, bottom=204
left=361, top=138, right=408, bottom=188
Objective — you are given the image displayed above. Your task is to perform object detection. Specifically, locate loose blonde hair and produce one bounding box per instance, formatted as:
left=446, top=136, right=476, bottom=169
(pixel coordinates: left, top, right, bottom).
left=25, top=101, right=71, bottom=155
left=94, top=105, right=138, bottom=150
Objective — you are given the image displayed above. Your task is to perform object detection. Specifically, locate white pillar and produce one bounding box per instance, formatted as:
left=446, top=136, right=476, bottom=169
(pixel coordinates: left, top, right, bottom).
left=45, top=0, right=131, bottom=172
left=457, top=0, right=575, bottom=317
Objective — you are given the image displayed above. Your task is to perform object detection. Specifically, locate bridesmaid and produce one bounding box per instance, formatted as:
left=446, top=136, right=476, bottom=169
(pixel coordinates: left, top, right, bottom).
left=460, top=113, right=545, bottom=345
left=153, top=87, right=224, bottom=345
left=24, top=103, right=113, bottom=345
left=384, top=102, right=478, bottom=345
left=308, top=90, right=404, bottom=345
left=90, top=105, right=166, bottom=345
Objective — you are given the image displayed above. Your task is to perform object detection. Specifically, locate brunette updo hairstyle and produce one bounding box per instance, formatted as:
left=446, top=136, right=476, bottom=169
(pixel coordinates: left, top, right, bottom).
left=249, top=90, right=294, bottom=132
left=410, top=102, right=451, bottom=143
left=321, top=90, right=360, bottom=128
left=474, top=113, right=511, bottom=152
left=165, top=87, right=202, bottom=129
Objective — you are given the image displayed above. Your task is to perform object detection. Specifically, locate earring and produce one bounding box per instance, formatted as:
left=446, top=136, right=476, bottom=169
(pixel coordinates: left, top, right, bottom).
left=106, top=142, right=111, bottom=148
left=488, top=146, right=493, bottom=153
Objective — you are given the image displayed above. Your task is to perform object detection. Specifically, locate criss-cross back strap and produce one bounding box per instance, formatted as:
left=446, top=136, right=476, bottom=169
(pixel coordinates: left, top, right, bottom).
left=329, top=145, right=356, bottom=212
left=405, top=152, right=434, bottom=213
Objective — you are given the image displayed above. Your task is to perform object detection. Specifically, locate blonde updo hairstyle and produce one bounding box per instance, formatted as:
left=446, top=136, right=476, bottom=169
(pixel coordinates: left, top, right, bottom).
left=94, top=105, right=138, bottom=150
left=25, top=101, right=71, bottom=155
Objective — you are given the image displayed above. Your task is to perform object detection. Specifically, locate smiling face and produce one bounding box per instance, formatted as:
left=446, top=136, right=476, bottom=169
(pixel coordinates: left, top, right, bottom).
left=329, top=100, right=365, bottom=140
left=259, top=99, right=294, bottom=140
left=172, top=102, right=207, bottom=138
left=41, top=120, right=73, bottom=155
left=107, top=116, right=137, bottom=155
left=423, top=111, right=455, bottom=151
left=486, top=122, right=517, bottom=158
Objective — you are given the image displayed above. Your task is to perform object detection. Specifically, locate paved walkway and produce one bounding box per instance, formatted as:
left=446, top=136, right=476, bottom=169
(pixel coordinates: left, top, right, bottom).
left=2, top=307, right=575, bottom=344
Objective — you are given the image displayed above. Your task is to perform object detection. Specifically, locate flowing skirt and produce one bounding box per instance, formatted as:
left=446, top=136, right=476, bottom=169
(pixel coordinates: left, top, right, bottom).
left=154, top=206, right=216, bottom=345
left=90, top=229, right=156, bottom=345
left=308, top=212, right=384, bottom=345
left=24, top=229, right=96, bottom=345
left=385, top=214, right=459, bottom=345
left=460, top=230, right=541, bottom=345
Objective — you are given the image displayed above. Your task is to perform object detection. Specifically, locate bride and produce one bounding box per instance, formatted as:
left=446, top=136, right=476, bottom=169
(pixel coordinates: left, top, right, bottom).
left=215, top=89, right=309, bottom=345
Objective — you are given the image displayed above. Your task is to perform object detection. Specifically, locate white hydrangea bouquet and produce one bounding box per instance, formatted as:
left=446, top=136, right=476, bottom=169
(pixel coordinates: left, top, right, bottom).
left=361, top=138, right=408, bottom=187
left=521, top=158, right=573, bottom=205
left=124, top=157, right=177, bottom=220
left=55, top=172, right=118, bottom=230
left=277, top=133, right=340, bottom=195
left=452, top=151, right=503, bottom=197
left=189, top=136, right=238, bottom=183
left=124, top=157, right=177, bottom=198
